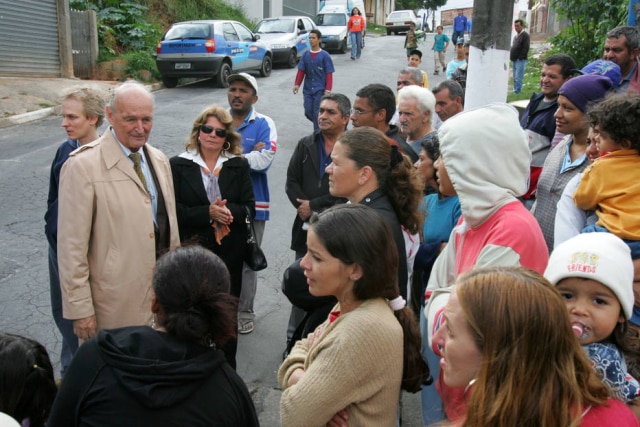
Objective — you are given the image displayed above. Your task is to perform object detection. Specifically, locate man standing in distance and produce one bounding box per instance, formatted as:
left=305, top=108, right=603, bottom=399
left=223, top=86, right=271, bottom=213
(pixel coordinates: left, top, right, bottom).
left=227, top=72, right=277, bottom=335
left=452, top=9, right=467, bottom=46
left=351, top=83, right=415, bottom=161
left=519, top=53, right=575, bottom=208
left=284, top=94, right=350, bottom=352
left=510, top=19, right=530, bottom=94
left=58, top=81, right=180, bottom=341
left=432, top=80, right=464, bottom=123
left=604, top=25, right=640, bottom=92
left=293, top=29, right=335, bottom=130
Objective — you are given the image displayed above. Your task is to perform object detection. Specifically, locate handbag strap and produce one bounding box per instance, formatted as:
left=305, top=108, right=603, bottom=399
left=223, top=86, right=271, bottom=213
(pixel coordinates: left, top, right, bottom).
left=244, top=206, right=257, bottom=243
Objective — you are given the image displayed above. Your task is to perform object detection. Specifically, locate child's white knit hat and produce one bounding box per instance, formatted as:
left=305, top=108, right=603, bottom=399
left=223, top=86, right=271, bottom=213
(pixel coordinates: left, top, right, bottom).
left=544, top=232, right=634, bottom=319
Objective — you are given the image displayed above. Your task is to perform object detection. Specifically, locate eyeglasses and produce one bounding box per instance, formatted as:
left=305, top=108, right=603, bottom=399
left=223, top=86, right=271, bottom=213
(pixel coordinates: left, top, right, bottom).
left=350, top=108, right=377, bottom=116
left=200, top=125, right=227, bottom=138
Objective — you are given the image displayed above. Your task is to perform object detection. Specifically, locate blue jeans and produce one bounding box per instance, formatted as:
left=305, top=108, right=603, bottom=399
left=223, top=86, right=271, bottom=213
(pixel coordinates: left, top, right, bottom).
left=513, top=59, right=527, bottom=94
left=304, top=90, right=324, bottom=130
left=452, top=30, right=464, bottom=45
left=350, top=32, right=362, bottom=58
left=420, top=308, right=444, bottom=424
left=47, top=240, right=79, bottom=376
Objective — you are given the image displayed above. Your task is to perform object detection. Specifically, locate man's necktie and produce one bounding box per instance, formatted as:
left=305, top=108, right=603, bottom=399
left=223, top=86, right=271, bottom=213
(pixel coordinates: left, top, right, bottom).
left=129, top=153, right=148, bottom=193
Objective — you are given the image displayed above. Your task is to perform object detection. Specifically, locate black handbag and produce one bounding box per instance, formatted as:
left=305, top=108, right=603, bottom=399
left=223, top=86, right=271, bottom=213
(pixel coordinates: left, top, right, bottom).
left=244, top=206, right=267, bottom=271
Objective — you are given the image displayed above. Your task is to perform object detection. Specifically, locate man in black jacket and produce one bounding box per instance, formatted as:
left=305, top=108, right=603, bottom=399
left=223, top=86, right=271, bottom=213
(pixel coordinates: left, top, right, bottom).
left=519, top=53, right=575, bottom=208
left=283, top=93, right=349, bottom=355
left=350, top=83, right=417, bottom=162
left=510, top=19, right=530, bottom=94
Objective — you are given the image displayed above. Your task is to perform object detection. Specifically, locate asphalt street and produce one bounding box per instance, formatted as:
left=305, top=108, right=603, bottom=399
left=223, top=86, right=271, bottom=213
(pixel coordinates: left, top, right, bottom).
left=0, top=33, right=450, bottom=426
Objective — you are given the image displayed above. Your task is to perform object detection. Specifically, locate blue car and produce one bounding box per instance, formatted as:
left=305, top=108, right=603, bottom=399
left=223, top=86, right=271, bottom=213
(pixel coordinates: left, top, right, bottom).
left=156, top=20, right=273, bottom=88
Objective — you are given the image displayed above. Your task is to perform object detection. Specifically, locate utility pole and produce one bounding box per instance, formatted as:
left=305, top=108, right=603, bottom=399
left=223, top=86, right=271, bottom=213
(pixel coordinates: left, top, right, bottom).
left=465, top=0, right=515, bottom=109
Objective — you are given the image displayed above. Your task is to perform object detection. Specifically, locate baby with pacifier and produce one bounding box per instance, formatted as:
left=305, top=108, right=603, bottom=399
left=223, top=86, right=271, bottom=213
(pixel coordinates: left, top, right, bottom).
left=545, top=232, right=640, bottom=403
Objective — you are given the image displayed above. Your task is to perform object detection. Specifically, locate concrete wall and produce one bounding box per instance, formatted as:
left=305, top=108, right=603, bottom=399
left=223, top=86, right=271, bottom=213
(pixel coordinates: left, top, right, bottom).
left=226, top=0, right=284, bottom=21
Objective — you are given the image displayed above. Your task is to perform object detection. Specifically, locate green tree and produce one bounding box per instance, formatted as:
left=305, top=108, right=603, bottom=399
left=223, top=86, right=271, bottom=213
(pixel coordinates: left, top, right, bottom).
left=549, top=0, right=626, bottom=67
left=395, top=0, right=420, bottom=10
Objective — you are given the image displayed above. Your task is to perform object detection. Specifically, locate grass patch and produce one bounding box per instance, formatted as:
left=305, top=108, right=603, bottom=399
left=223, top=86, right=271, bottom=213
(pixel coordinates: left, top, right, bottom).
left=506, top=56, right=542, bottom=103
left=38, top=103, right=54, bottom=108
left=367, top=23, right=386, bottom=35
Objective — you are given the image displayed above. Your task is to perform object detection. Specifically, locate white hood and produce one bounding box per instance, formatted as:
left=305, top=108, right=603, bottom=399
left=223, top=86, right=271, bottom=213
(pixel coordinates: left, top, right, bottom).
left=438, top=103, right=530, bottom=228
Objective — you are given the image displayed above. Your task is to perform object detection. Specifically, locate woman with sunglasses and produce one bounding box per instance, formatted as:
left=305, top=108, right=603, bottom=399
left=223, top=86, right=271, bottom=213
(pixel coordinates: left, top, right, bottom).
left=170, top=105, right=255, bottom=369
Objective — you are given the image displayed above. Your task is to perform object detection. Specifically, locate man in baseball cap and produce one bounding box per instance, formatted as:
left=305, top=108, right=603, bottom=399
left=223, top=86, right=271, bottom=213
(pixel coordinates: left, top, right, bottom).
left=227, top=72, right=277, bottom=335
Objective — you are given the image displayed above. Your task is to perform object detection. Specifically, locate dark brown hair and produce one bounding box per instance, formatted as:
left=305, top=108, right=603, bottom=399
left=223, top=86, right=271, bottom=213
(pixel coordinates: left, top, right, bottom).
left=310, top=204, right=430, bottom=391
left=153, top=245, right=238, bottom=348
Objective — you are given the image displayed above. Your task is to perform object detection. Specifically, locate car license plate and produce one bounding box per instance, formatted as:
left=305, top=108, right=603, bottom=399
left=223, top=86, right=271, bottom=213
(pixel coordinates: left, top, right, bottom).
left=175, top=63, right=191, bottom=70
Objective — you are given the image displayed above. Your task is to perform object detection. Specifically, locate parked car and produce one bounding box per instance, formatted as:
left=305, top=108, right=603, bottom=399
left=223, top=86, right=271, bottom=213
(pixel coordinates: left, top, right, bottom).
left=156, top=20, right=272, bottom=88
left=254, top=16, right=316, bottom=68
left=315, top=6, right=351, bottom=54
left=385, top=10, right=421, bottom=35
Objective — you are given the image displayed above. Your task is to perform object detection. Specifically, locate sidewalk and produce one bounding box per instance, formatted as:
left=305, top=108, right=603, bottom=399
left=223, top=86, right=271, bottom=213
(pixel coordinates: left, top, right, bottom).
left=0, top=77, right=161, bottom=129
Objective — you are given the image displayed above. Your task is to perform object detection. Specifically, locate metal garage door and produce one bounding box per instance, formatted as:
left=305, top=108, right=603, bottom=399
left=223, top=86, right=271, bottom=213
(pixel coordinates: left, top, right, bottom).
left=0, top=0, right=61, bottom=76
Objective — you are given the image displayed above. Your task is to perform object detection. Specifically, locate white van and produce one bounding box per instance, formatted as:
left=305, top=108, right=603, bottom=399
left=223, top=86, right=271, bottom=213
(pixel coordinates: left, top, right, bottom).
left=315, top=0, right=365, bottom=53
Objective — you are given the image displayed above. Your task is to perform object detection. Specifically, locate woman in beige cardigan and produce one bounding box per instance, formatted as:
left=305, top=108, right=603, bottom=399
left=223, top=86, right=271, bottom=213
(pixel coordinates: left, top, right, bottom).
left=278, top=204, right=430, bottom=426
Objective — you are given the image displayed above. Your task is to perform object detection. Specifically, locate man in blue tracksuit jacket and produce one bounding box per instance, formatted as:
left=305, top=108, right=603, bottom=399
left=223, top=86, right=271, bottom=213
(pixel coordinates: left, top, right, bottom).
left=227, top=73, right=277, bottom=335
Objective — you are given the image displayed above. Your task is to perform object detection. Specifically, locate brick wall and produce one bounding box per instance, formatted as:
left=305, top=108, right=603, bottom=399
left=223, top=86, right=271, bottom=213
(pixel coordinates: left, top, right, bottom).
left=441, top=8, right=473, bottom=26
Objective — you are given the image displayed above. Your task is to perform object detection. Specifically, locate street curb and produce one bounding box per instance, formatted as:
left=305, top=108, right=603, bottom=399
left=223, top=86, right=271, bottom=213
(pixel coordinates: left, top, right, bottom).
left=0, top=82, right=163, bottom=130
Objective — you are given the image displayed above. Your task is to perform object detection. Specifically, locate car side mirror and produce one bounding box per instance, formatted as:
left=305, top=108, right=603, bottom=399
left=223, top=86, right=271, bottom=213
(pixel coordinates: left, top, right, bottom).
left=253, top=34, right=260, bottom=41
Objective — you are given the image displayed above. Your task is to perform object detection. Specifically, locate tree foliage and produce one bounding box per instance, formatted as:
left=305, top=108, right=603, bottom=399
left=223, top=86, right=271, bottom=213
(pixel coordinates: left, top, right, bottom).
left=395, top=0, right=447, bottom=11
left=549, top=0, right=626, bottom=67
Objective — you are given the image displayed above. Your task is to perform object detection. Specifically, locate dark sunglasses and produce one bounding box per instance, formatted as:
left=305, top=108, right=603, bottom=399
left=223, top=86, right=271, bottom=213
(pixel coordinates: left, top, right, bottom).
left=200, top=124, right=227, bottom=138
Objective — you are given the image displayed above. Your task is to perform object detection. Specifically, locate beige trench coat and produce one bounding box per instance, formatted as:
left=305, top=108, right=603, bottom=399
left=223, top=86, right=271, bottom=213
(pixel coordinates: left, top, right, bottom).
left=57, top=130, right=180, bottom=330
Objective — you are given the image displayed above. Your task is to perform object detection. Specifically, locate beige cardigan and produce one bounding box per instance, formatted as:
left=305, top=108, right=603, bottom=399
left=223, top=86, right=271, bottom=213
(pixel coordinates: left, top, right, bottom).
left=278, top=298, right=404, bottom=427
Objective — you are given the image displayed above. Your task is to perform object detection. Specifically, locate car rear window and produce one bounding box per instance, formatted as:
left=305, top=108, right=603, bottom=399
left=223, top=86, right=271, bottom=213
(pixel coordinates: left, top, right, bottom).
left=165, top=23, right=211, bottom=40
left=390, top=12, right=410, bottom=19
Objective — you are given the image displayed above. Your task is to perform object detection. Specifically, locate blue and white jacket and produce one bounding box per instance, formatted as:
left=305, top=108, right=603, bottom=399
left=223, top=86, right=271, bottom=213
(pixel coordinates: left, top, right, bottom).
left=234, top=107, right=277, bottom=221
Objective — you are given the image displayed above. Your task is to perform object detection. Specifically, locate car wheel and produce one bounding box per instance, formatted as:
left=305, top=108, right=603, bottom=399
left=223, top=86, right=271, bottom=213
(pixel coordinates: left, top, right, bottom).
left=217, top=62, right=232, bottom=88
left=161, top=77, right=178, bottom=88
left=260, top=55, right=272, bottom=77
left=286, top=49, right=297, bottom=68
left=339, top=39, right=347, bottom=54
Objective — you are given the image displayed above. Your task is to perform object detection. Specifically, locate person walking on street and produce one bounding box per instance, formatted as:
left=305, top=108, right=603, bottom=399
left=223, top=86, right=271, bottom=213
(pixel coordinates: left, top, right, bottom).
left=293, top=29, right=335, bottom=130
left=348, top=7, right=365, bottom=60
left=404, top=22, right=423, bottom=58
left=452, top=10, right=467, bottom=46
left=432, top=26, right=450, bottom=75
left=510, top=19, right=530, bottom=94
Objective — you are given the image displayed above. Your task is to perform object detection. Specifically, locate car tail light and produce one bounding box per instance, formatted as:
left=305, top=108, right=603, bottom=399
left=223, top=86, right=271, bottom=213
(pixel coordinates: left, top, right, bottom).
left=156, top=41, right=162, bottom=54
left=205, top=39, right=216, bottom=53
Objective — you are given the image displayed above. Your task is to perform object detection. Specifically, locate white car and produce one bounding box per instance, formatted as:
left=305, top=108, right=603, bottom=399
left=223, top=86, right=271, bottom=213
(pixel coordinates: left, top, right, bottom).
left=385, top=10, right=421, bottom=35
left=254, top=16, right=316, bottom=68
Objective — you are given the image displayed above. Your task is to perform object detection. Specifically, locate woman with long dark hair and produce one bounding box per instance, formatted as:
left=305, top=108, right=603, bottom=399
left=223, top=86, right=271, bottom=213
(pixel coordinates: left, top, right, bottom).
left=279, top=204, right=430, bottom=426
left=325, top=126, right=423, bottom=299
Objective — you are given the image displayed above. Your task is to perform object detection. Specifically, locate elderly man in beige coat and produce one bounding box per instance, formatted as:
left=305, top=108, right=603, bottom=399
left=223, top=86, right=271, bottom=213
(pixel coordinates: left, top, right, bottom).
left=58, top=81, right=180, bottom=341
